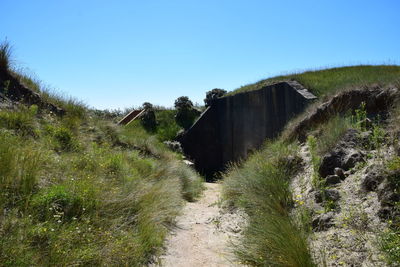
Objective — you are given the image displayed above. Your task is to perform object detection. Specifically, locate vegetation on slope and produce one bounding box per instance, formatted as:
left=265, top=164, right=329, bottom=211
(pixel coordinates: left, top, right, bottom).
left=223, top=142, right=315, bottom=266
left=222, top=67, right=400, bottom=266
left=228, top=65, right=400, bottom=97
left=0, top=44, right=203, bottom=266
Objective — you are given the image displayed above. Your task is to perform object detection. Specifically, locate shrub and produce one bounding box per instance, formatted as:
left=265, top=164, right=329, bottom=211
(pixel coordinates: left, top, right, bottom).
left=155, top=109, right=181, bottom=141
left=174, top=96, right=200, bottom=130
left=31, top=183, right=96, bottom=222
left=140, top=102, right=157, bottom=132
left=53, top=127, right=78, bottom=152
left=204, top=88, right=227, bottom=107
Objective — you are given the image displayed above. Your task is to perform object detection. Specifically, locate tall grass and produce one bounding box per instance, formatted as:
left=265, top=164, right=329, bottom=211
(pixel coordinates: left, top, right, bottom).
left=0, top=101, right=203, bottom=266
left=223, top=141, right=315, bottom=266
left=0, top=106, right=38, bottom=136
left=0, top=41, right=12, bottom=72
left=0, top=132, right=42, bottom=209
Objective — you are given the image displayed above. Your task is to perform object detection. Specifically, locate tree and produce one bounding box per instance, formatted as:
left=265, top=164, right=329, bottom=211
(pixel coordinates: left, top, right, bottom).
left=204, top=88, right=227, bottom=107
left=174, top=96, right=200, bottom=130
left=140, top=102, right=157, bottom=132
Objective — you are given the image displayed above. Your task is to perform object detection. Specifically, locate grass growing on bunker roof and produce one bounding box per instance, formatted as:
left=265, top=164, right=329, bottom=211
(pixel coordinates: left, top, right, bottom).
left=228, top=65, right=400, bottom=98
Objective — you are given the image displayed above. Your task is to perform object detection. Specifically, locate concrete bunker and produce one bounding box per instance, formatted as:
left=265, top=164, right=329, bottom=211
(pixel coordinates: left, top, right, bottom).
left=180, top=81, right=317, bottom=178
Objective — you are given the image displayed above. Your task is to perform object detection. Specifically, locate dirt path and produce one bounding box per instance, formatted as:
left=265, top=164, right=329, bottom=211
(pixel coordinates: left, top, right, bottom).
left=157, top=182, right=245, bottom=267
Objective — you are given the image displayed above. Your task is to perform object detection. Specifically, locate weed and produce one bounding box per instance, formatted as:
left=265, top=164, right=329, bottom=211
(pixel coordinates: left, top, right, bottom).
left=307, top=135, right=323, bottom=189
left=380, top=227, right=400, bottom=265
left=352, top=102, right=367, bottom=131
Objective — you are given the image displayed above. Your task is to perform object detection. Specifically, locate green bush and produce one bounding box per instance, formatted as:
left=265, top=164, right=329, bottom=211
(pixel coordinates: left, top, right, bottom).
left=204, top=88, right=227, bottom=107
left=155, top=109, right=181, bottom=141
left=140, top=102, right=157, bottom=132
left=174, top=96, right=200, bottom=130
left=31, top=184, right=96, bottom=222
left=53, top=127, right=78, bottom=152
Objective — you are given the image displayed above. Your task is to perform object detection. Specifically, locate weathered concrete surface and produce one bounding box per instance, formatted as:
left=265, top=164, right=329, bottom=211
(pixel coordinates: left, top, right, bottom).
left=180, top=81, right=316, bottom=178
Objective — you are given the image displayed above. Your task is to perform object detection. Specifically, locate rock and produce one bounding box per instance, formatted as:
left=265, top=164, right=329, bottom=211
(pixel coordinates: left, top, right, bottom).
left=362, top=165, right=384, bottom=191
left=315, top=189, right=341, bottom=203
left=342, top=149, right=365, bottom=170
left=379, top=192, right=400, bottom=206
left=325, top=175, right=342, bottom=185
left=339, top=129, right=361, bottom=148
left=318, top=129, right=365, bottom=178
left=378, top=206, right=393, bottom=219
left=319, top=150, right=345, bottom=178
left=334, top=167, right=346, bottom=180
left=312, top=212, right=335, bottom=231
left=359, top=131, right=372, bottom=146
left=319, top=148, right=365, bottom=178
left=164, top=141, right=183, bottom=153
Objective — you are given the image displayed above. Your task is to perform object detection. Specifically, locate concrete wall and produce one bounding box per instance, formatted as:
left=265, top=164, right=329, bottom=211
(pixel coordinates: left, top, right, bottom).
left=180, top=81, right=316, bottom=178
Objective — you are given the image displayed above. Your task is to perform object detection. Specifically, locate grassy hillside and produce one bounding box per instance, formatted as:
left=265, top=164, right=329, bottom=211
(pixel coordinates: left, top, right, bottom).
left=0, top=45, right=203, bottom=266
left=228, top=65, right=400, bottom=97
left=223, top=66, right=400, bottom=266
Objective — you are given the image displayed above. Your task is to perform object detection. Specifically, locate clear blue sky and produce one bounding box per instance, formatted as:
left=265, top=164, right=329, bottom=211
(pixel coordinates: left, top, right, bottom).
left=1, top=0, right=399, bottom=109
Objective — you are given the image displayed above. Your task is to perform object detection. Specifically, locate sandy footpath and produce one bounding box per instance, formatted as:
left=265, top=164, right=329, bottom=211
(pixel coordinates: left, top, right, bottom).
left=155, top=182, right=245, bottom=267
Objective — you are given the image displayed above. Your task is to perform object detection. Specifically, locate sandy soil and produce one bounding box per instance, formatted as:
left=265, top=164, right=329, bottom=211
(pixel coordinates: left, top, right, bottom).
left=155, top=182, right=245, bottom=267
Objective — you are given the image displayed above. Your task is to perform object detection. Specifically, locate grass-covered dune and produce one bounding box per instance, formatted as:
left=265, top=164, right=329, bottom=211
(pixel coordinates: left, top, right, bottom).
left=0, top=44, right=203, bottom=266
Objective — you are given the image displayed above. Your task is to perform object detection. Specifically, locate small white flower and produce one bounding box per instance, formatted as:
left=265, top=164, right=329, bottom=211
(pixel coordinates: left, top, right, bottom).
left=57, top=220, right=62, bottom=223
left=51, top=228, right=55, bottom=232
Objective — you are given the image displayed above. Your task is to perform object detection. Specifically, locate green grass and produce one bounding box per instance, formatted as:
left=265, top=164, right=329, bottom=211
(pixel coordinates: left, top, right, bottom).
left=228, top=65, right=400, bottom=98
left=223, top=141, right=315, bottom=267
left=0, top=93, right=203, bottom=266
left=0, top=105, right=38, bottom=136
